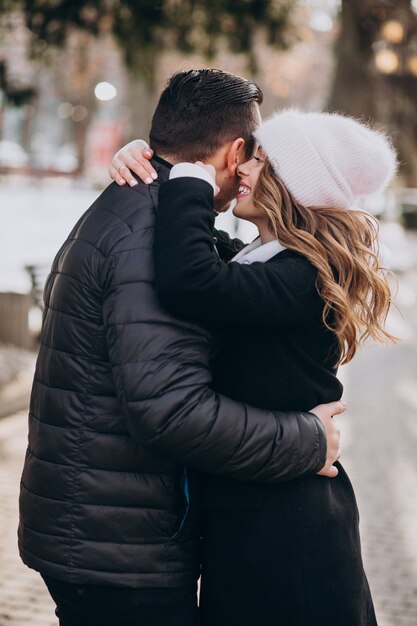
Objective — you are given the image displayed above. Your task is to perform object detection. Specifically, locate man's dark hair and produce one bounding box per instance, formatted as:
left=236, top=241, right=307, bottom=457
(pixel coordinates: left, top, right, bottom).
left=149, top=69, right=263, bottom=161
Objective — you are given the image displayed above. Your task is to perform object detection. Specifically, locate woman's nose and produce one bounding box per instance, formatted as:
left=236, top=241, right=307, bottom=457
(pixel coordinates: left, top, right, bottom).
left=237, top=160, right=251, bottom=178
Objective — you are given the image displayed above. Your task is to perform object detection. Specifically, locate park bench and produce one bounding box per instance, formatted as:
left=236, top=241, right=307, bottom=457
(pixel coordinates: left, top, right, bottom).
left=24, top=264, right=50, bottom=310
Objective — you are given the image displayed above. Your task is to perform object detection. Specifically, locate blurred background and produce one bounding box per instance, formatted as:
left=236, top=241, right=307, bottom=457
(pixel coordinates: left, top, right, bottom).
left=0, top=1, right=416, bottom=625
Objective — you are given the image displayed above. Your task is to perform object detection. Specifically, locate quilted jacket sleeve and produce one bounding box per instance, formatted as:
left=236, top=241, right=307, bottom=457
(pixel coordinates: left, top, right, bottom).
left=102, top=230, right=326, bottom=483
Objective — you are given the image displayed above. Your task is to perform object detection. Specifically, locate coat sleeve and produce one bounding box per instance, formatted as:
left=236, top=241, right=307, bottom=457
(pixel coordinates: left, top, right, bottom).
left=154, top=177, right=323, bottom=328
left=102, top=242, right=327, bottom=483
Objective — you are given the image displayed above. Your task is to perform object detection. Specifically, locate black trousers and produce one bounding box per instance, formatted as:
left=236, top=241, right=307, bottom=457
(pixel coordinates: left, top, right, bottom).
left=42, top=576, right=199, bottom=626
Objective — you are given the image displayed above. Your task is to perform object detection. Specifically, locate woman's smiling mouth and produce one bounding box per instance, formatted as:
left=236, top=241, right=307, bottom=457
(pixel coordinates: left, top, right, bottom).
left=237, top=182, right=251, bottom=198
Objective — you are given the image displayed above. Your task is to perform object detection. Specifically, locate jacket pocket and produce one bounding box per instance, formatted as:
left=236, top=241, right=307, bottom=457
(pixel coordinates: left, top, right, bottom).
left=170, top=467, right=202, bottom=542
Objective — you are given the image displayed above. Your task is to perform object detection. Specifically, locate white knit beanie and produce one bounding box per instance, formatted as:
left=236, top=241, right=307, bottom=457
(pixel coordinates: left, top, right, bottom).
left=254, top=109, right=397, bottom=210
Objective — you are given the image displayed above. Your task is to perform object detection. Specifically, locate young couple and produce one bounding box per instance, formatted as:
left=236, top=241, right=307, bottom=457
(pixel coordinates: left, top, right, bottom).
left=19, top=69, right=396, bottom=626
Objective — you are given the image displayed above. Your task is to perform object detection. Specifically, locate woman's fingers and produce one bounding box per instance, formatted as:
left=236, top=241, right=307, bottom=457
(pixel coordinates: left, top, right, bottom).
left=128, top=142, right=154, bottom=164
left=118, top=149, right=157, bottom=183
left=109, top=140, right=157, bottom=186
left=109, top=165, right=127, bottom=186
left=112, top=152, right=154, bottom=187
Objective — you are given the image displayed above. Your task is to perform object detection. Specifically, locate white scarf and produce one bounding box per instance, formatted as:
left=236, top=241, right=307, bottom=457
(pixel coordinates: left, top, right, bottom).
left=231, top=238, right=286, bottom=265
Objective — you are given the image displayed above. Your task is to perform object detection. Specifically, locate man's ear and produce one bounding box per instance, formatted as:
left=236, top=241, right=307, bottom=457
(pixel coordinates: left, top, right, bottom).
left=225, top=138, right=246, bottom=176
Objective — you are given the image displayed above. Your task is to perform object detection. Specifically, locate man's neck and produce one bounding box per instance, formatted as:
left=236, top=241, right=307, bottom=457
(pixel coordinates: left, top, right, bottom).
left=157, top=153, right=215, bottom=168
left=155, top=153, right=182, bottom=166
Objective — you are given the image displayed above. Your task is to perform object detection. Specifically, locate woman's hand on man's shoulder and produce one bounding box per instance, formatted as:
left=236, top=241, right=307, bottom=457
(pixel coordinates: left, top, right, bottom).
left=109, top=139, right=157, bottom=187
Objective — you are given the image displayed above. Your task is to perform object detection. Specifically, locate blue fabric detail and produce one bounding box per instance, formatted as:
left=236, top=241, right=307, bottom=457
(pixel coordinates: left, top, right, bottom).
left=172, top=467, right=190, bottom=539
left=184, top=469, right=190, bottom=505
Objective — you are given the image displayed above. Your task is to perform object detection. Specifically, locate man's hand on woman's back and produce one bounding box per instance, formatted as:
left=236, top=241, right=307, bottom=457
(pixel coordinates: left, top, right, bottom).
left=310, top=400, right=346, bottom=478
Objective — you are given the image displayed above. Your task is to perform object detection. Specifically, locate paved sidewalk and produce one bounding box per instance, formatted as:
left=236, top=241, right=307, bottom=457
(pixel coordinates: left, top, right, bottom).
left=337, top=268, right=417, bottom=626
left=0, top=413, right=56, bottom=626
left=0, top=270, right=416, bottom=626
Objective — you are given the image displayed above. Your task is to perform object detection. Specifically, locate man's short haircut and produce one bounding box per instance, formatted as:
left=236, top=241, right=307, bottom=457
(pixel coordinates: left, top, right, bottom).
left=149, top=69, right=263, bottom=161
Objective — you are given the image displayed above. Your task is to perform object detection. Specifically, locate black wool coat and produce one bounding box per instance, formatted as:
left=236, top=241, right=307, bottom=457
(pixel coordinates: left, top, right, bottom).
left=154, top=176, right=377, bottom=626
left=18, top=158, right=328, bottom=589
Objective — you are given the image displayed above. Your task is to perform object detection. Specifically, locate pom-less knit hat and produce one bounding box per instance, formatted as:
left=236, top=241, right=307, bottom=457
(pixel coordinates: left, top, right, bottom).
left=254, top=109, right=397, bottom=210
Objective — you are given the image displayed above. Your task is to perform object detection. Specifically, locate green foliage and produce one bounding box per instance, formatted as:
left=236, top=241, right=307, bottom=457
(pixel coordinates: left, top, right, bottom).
left=7, top=0, right=296, bottom=81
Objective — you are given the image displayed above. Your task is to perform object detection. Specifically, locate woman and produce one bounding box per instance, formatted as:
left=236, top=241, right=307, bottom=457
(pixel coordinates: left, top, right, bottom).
left=110, top=110, right=397, bottom=625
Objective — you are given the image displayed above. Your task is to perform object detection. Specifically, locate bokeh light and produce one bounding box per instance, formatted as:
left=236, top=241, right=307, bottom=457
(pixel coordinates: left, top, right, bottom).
left=57, top=102, right=74, bottom=119
left=375, top=49, right=399, bottom=74
left=381, top=20, right=405, bottom=45
left=71, top=105, right=88, bottom=122
left=408, top=55, right=417, bottom=76
left=94, top=81, right=117, bottom=101
left=309, top=11, right=333, bottom=33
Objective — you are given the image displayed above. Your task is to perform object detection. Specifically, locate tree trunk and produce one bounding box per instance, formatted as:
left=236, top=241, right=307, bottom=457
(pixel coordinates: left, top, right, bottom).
left=126, top=76, right=158, bottom=142
left=125, top=51, right=159, bottom=142
left=328, top=0, right=417, bottom=184
left=328, top=0, right=380, bottom=119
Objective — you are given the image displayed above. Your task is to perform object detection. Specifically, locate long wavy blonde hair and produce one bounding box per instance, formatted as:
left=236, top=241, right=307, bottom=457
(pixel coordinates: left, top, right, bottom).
left=253, top=159, right=398, bottom=365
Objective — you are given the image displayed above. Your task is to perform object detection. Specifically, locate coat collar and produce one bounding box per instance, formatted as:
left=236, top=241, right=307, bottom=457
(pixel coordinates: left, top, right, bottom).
left=231, top=237, right=287, bottom=264
left=153, top=155, right=173, bottom=172
left=147, top=155, right=172, bottom=208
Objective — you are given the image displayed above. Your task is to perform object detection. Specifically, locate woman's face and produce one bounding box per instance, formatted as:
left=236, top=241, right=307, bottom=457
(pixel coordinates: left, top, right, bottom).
left=233, top=146, right=267, bottom=223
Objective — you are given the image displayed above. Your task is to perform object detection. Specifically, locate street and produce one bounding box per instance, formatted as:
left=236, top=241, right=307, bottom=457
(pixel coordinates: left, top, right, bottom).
left=339, top=267, right=417, bottom=625
left=0, top=267, right=416, bottom=626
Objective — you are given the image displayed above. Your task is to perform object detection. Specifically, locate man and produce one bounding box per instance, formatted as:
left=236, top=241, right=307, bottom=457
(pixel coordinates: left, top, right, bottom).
left=19, top=69, right=343, bottom=626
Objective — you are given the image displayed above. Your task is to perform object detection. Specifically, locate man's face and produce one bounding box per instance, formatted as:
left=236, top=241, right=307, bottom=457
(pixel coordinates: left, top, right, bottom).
left=213, top=177, right=241, bottom=213
left=213, top=104, right=262, bottom=213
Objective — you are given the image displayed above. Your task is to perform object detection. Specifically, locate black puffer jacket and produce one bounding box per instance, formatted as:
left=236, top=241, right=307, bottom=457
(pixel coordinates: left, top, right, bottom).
left=18, top=158, right=327, bottom=588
